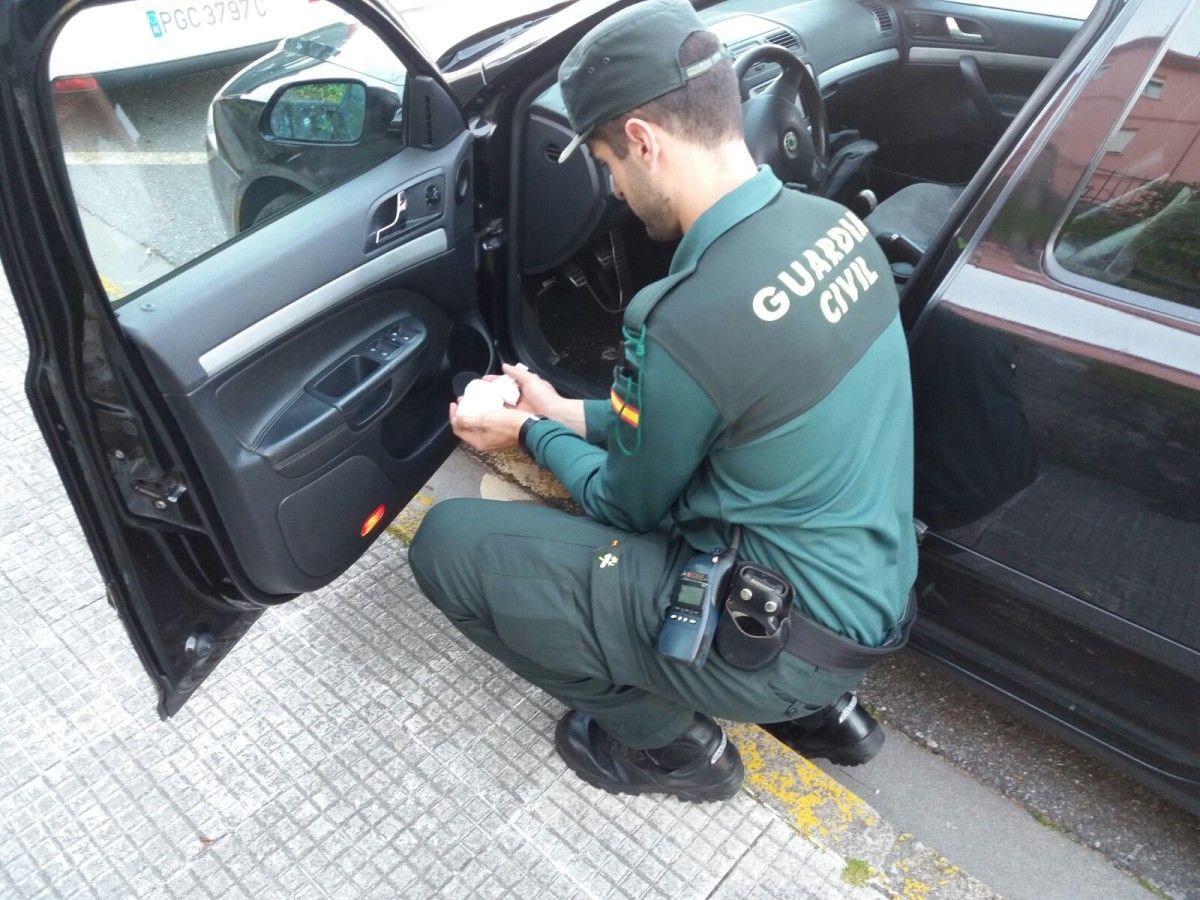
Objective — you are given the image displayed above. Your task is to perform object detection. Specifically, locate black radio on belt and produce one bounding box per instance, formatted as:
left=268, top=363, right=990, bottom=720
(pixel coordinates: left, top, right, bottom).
left=656, top=547, right=738, bottom=668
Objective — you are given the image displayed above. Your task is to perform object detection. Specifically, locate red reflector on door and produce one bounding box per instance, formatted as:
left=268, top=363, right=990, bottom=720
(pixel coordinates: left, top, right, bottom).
left=360, top=504, right=386, bottom=537
left=53, top=76, right=99, bottom=93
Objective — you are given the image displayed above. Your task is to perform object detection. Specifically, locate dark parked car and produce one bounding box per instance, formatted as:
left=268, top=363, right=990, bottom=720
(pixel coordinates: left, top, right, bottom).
left=206, top=18, right=411, bottom=234
left=0, top=0, right=1196, bottom=816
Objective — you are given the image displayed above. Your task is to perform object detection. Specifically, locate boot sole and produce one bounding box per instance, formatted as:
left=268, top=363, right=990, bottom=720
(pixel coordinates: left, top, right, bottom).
left=795, top=722, right=885, bottom=767
left=554, top=717, right=744, bottom=803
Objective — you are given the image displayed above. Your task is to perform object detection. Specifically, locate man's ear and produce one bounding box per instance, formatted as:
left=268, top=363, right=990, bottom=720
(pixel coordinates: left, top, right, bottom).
left=623, top=117, right=660, bottom=166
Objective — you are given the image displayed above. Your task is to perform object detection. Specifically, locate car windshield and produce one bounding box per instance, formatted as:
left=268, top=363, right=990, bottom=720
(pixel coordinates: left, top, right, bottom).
left=394, top=0, right=574, bottom=64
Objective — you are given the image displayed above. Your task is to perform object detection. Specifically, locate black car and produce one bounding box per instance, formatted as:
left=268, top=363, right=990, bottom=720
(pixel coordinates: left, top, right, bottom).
left=206, top=18, right=411, bottom=234
left=1, top=0, right=1197, bottom=818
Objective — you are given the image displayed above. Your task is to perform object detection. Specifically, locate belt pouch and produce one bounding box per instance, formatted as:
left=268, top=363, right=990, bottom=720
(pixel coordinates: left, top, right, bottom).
left=715, top=561, right=793, bottom=670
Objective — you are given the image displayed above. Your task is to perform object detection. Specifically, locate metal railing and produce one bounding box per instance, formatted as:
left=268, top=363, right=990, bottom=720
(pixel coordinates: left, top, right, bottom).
left=1079, top=167, right=1153, bottom=207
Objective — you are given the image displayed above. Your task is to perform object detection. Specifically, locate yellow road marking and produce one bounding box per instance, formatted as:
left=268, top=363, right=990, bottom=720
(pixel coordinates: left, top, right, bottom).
left=385, top=492, right=433, bottom=546
left=98, top=274, right=124, bottom=299
left=726, top=723, right=876, bottom=837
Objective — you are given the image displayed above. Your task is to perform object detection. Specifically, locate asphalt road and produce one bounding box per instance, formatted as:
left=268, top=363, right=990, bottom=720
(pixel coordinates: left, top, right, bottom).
left=52, top=31, right=1200, bottom=900
left=854, top=654, right=1199, bottom=899
left=59, top=64, right=237, bottom=296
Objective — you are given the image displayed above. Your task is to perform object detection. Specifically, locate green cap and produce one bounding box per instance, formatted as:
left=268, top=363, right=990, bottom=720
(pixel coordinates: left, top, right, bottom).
left=556, top=0, right=730, bottom=163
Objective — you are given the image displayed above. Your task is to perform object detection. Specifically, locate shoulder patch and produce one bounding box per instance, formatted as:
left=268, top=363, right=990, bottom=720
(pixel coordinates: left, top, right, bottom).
left=609, top=324, right=648, bottom=456
left=610, top=386, right=640, bottom=429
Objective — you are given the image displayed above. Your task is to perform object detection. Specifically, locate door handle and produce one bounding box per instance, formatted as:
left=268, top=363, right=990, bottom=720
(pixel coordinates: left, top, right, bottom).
left=372, top=190, right=408, bottom=245
left=332, top=338, right=423, bottom=427
left=945, top=16, right=984, bottom=43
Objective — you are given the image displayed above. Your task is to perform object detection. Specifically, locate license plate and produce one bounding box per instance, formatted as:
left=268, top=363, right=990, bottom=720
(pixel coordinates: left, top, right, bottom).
left=145, top=1, right=270, bottom=39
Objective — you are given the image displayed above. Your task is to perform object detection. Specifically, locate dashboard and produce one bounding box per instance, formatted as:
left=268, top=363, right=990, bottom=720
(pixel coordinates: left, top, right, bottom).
left=519, top=0, right=902, bottom=273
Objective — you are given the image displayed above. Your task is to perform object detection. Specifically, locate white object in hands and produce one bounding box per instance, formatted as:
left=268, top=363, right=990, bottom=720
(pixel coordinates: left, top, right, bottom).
left=455, top=373, right=521, bottom=417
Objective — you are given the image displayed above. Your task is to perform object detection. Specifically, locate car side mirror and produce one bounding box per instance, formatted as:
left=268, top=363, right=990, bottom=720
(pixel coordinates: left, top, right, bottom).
left=386, top=101, right=404, bottom=135
left=264, top=80, right=367, bottom=144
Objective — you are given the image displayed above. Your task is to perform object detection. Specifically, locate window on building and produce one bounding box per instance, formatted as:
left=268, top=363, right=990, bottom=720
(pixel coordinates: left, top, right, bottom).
left=1054, top=55, right=1200, bottom=311
left=1104, top=128, right=1138, bottom=154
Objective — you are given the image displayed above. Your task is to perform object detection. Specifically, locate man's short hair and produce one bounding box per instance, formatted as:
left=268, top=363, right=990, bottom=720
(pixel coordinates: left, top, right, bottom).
left=591, top=31, right=742, bottom=159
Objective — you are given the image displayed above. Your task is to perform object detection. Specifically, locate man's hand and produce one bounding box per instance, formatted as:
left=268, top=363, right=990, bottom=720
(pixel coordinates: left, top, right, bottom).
left=474, top=362, right=588, bottom=439
left=450, top=402, right=533, bottom=453
left=497, top=363, right=590, bottom=437
left=499, top=363, right=564, bottom=417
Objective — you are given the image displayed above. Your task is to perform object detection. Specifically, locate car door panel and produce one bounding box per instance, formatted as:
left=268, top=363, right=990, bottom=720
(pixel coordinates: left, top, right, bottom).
left=118, top=143, right=472, bottom=393
left=916, top=542, right=1200, bottom=813
left=870, top=0, right=1083, bottom=189
left=216, top=290, right=434, bottom=479
left=112, top=133, right=483, bottom=597
left=901, top=1, right=1080, bottom=60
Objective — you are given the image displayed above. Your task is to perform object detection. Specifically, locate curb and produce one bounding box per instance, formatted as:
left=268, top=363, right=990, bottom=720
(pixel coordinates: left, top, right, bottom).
left=728, top=724, right=995, bottom=899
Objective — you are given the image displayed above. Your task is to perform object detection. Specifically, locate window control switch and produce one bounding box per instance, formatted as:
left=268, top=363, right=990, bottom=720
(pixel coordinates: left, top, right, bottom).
left=368, top=339, right=401, bottom=359
left=386, top=325, right=417, bottom=343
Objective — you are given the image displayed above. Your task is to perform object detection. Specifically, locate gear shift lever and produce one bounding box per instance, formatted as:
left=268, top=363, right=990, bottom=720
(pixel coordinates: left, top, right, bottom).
left=851, top=189, right=877, bottom=219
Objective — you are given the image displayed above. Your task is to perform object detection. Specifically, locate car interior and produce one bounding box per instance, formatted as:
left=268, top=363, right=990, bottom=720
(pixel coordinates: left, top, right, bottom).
left=508, top=0, right=1085, bottom=396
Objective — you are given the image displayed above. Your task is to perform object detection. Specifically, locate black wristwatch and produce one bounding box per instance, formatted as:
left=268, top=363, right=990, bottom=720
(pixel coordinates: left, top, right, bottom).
left=519, top=415, right=548, bottom=457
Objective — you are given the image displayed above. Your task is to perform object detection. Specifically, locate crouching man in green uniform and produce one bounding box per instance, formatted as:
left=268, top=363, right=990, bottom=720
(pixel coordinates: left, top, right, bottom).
left=409, top=0, right=917, bottom=802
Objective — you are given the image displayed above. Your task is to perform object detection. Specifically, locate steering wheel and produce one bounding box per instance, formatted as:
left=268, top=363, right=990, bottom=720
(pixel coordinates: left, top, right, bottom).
left=734, top=44, right=829, bottom=193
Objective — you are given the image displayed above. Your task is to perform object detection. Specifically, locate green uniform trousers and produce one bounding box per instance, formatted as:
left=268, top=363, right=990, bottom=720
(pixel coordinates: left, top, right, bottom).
left=408, top=498, right=862, bottom=749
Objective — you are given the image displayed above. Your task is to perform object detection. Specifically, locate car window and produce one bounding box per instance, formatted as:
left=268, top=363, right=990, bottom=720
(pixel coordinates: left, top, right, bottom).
left=946, top=0, right=1096, bottom=18
left=398, top=0, right=567, bottom=62
left=49, top=0, right=410, bottom=304
left=1052, top=38, right=1200, bottom=313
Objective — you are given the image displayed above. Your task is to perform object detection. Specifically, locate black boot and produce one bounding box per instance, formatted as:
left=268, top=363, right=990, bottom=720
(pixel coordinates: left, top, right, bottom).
left=763, top=692, right=883, bottom=766
left=554, top=711, right=744, bottom=802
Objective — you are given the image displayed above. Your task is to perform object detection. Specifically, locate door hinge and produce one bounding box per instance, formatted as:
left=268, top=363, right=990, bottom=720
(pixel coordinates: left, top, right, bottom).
left=478, top=218, right=505, bottom=252
left=98, top=406, right=191, bottom=526
left=133, top=476, right=188, bottom=510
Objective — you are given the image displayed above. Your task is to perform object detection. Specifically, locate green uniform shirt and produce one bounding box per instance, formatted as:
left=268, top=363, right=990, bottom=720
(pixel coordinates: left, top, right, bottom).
left=524, top=167, right=917, bottom=646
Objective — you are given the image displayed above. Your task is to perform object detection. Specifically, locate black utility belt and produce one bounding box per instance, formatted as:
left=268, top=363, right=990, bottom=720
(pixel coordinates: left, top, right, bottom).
left=716, top=559, right=917, bottom=672
left=662, top=549, right=912, bottom=672
left=656, top=536, right=916, bottom=672
left=780, top=583, right=917, bottom=673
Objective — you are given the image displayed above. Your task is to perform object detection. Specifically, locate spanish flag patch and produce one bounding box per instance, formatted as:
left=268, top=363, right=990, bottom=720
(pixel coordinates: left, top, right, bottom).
left=610, top=388, right=640, bottom=428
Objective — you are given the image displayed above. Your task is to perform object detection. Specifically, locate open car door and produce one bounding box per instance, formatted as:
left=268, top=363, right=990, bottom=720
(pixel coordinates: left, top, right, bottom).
left=0, top=0, right=491, bottom=715
left=869, top=0, right=1088, bottom=191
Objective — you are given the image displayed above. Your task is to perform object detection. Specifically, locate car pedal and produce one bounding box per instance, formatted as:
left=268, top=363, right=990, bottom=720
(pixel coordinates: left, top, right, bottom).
left=594, top=245, right=615, bottom=269
left=563, top=263, right=589, bottom=289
